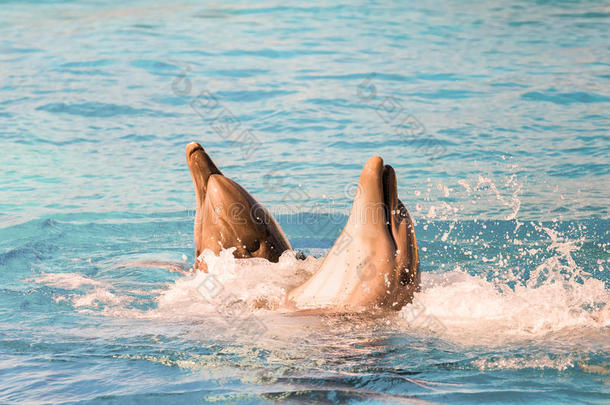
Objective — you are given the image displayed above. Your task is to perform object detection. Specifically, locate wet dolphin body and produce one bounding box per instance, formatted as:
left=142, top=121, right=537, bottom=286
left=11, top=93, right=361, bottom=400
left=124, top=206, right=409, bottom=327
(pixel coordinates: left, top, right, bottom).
left=185, top=144, right=419, bottom=311
left=287, top=156, right=419, bottom=311
left=186, top=142, right=292, bottom=270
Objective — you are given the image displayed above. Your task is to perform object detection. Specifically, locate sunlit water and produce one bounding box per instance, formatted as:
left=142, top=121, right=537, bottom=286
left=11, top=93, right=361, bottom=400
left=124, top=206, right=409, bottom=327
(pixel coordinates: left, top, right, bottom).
left=1, top=0, right=609, bottom=403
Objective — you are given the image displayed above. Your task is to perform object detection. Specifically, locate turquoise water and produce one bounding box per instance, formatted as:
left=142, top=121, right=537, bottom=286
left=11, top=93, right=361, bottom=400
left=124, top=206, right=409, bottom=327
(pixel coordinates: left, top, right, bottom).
left=1, top=0, right=609, bottom=403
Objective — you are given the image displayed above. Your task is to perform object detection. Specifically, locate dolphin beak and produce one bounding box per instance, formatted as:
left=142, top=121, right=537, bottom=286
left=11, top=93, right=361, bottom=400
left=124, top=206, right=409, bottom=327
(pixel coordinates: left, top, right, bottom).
left=358, top=157, right=419, bottom=287
left=186, top=142, right=204, bottom=157
left=354, top=156, right=397, bottom=244
left=185, top=142, right=223, bottom=205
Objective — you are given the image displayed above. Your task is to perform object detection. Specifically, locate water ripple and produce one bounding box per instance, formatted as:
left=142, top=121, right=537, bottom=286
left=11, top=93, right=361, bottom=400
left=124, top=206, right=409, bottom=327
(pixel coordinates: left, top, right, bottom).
left=36, top=102, right=176, bottom=117
left=522, top=90, right=610, bottom=104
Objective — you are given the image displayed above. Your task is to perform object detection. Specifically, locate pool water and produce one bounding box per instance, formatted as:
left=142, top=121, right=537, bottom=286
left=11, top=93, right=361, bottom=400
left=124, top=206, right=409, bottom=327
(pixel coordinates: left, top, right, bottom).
left=1, top=0, right=609, bottom=403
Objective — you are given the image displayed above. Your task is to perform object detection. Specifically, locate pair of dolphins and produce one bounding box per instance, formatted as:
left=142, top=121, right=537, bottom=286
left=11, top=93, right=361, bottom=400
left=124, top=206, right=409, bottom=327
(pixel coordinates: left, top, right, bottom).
left=186, top=142, right=419, bottom=312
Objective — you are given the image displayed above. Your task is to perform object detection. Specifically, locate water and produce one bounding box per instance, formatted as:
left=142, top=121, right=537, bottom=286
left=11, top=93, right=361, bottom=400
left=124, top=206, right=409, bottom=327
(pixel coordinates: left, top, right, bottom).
left=1, top=0, right=609, bottom=403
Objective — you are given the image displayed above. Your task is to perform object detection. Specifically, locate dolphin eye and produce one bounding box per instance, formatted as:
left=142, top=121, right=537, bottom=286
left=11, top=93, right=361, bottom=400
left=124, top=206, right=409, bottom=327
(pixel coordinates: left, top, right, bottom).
left=249, top=238, right=261, bottom=253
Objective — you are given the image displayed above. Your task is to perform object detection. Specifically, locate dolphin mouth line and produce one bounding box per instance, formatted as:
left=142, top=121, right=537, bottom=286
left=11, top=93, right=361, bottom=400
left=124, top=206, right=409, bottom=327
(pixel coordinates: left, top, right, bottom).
left=188, top=144, right=204, bottom=157
left=382, top=174, right=390, bottom=221
left=381, top=166, right=395, bottom=245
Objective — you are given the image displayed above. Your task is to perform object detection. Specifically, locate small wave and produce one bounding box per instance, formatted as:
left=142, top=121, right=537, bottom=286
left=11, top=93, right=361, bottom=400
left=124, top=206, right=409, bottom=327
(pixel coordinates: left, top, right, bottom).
left=36, top=102, right=176, bottom=118
left=522, top=91, right=610, bottom=105
left=215, top=89, right=297, bottom=103
left=407, top=89, right=483, bottom=100
left=208, top=68, right=270, bottom=78
left=471, top=353, right=580, bottom=372
left=295, top=72, right=412, bottom=82
left=554, top=12, right=610, bottom=19
left=221, top=48, right=335, bottom=59
left=130, top=59, right=179, bottom=75
left=59, top=59, right=114, bottom=68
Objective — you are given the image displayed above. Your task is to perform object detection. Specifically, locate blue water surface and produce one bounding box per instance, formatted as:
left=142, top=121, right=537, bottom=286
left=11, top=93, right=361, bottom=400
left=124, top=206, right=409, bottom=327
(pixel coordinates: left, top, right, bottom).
left=1, top=0, right=609, bottom=403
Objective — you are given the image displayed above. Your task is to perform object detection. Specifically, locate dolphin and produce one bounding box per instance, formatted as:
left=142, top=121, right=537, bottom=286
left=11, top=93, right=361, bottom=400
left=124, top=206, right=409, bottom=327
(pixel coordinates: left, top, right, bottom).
left=186, top=142, right=292, bottom=270
left=287, top=156, right=419, bottom=311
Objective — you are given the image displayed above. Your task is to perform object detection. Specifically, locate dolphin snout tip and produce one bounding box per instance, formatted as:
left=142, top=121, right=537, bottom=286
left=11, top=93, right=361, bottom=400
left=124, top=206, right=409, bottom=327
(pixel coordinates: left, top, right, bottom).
left=364, top=156, right=384, bottom=172
left=186, top=142, right=204, bottom=158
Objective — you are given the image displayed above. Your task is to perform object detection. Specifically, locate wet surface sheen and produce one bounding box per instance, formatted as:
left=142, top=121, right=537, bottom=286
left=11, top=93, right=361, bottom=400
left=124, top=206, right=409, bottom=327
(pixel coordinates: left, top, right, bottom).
left=0, top=0, right=609, bottom=403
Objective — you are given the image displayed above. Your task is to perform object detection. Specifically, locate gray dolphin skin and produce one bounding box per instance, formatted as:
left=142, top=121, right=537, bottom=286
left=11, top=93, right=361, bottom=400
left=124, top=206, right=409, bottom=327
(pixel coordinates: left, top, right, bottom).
left=187, top=144, right=419, bottom=311
left=186, top=142, right=292, bottom=270
left=287, top=156, right=419, bottom=312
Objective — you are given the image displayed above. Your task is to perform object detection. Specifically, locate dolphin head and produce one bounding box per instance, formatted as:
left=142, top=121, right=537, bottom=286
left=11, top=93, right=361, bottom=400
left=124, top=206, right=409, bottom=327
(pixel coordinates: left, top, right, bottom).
left=287, top=156, right=419, bottom=311
left=186, top=142, right=292, bottom=270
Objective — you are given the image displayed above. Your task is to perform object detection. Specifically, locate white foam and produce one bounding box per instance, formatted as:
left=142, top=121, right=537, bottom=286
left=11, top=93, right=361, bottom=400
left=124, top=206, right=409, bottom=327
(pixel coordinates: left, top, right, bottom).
left=33, top=273, right=108, bottom=289
left=84, top=249, right=321, bottom=321
left=32, top=272, right=139, bottom=310
left=73, top=288, right=132, bottom=308
left=399, top=226, right=609, bottom=346
left=33, top=234, right=608, bottom=350
left=401, top=269, right=608, bottom=345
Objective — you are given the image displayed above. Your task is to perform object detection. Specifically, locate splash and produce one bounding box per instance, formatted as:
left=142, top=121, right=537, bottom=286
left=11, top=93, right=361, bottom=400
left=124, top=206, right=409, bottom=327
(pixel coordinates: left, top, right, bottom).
left=402, top=268, right=608, bottom=344
left=41, top=249, right=320, bottom=321
left=144, top=249, right=318, bottom=321
left=402, top=165, right=608, bottom=347
left=32, top=226, right=608, bottom=349
left=400, top=225, right=609, bottom=346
